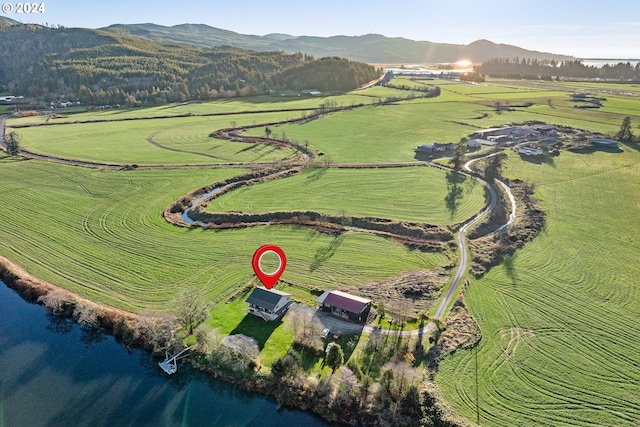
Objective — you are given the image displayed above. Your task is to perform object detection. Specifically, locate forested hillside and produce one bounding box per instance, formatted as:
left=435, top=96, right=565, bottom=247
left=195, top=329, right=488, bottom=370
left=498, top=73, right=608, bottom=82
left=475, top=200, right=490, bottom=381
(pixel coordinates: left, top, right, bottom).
left=272, top=57, right=380, bottom=91
left=0, top=24, right=379, bottom=105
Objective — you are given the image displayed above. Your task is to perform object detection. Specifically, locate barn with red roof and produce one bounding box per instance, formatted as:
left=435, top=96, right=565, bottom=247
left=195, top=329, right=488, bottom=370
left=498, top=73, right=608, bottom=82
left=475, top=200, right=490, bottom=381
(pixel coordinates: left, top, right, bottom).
left=315, top=290, right=372, bottom=323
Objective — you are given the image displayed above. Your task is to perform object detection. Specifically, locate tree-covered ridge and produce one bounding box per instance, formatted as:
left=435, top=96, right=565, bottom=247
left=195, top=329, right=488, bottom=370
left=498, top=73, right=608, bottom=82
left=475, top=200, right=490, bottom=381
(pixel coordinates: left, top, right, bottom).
left=272, top=57, right=381, bottom=91
left=476, top=57, right=640, bottom=80
left=0, top=25, right=377, bottom=105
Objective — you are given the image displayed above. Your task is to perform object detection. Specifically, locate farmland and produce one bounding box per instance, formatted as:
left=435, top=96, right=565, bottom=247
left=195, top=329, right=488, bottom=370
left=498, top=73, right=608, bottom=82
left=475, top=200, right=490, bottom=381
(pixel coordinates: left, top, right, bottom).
left=438, top=150, right=640, bottom=426
left=206, top=166, right=485, bottom=224
left=2, top=76, right=640, bottom=426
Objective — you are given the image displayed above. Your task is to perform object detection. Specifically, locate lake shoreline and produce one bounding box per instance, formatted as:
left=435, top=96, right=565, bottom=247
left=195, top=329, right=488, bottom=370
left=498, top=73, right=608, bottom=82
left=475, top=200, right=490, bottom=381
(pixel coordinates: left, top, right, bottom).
left=0, top=256, right=345, bottom=425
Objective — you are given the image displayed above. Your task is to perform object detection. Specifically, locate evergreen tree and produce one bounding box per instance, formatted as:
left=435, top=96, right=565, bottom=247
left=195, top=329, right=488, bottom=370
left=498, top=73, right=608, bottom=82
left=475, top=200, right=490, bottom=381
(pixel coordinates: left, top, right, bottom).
left=484, top=149, right=507, bottom=183
left=325, top=343, right=344, bottom=374
left=450, top=139, right=466, bottom=170
left=615, top=116, right=634, bottom=142
left=399, top=385, right=423, bottom=419
left=5, top=131, right=20, bottom=156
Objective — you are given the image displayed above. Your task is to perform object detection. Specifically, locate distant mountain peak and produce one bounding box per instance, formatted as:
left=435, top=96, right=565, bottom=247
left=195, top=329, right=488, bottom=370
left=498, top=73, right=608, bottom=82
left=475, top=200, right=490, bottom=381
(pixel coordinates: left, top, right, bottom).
left=0, top=15, right=22, bottom=26
left=99, top=23, right=574, bottom=63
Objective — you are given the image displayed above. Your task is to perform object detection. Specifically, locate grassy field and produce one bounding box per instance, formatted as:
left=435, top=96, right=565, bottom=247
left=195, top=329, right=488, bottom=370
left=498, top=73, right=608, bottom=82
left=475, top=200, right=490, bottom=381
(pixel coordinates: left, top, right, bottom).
left=9, top=112, right=301, bottom=165
left=207, top=166, right=485, bottom=224
left=0, top=156, right=445, bottom=312
left=5, top=93, right=384, bottom=126
left=246, top=101, right=480, bottom=163
left=2, top=77, right=640, bottom=425
left=437, top=149, right=640, bottom=426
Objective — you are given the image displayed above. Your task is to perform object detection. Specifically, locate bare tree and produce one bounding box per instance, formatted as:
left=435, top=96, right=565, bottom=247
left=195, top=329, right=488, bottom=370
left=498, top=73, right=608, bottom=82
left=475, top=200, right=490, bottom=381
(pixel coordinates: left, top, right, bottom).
left=135, top=310, right=177, bottom=352
left=38, top=289, right=75, bottom=315
left=172, top=289, right=209, bottom=335
left=73, top=302, right=100, bottom=330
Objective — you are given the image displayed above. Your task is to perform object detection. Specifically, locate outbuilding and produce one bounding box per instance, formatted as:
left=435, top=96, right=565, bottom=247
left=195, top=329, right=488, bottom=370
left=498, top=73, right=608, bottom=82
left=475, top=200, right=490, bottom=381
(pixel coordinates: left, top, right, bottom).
left=590, top=138, right=618, bottom=148
left=316, top=290, right=372, bottom=323
left=246, top=287, right=292, bottom=321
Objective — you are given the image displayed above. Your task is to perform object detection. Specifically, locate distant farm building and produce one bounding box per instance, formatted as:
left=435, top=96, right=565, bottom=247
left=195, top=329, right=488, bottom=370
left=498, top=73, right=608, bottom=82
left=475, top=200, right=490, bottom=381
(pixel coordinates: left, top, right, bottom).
left=0, top=95, right=23, bottom=103
left=246, top=287, right=292, bottom=321
left=316, top=290, right=372, bottom=323
left=590, top=138, right=618, bottom=148
left=468, top=138, right=496, bottom=147
left=471, top=124, right=558, bottom=145
left=471, top=128, right=507, bottom=139
left=415, top=142, right=453, bottom=154
left=487, top=134, right=511, bottom=144
left=516, top=146, right=544, bottom=156
left=467, top=139, right=482, bottom=148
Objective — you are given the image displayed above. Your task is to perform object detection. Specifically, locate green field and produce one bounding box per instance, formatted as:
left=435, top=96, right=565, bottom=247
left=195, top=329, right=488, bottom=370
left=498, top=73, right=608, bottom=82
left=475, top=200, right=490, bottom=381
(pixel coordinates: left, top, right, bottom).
left=10, top=113, right=300, bottom=165
left=0, top=156, right=445, bottom=311
left=438, top=150, right=640, bottom=426
left=207, top=166, right=485, bottom=224
left=2, top=77, right=640, bottom=425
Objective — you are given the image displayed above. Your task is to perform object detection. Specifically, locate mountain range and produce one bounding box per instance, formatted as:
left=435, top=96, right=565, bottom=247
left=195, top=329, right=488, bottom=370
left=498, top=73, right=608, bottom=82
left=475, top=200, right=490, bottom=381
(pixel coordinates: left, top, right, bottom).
left=1, top=14, right=574, bottom=64
left=101, top=23, right=574, bottom=64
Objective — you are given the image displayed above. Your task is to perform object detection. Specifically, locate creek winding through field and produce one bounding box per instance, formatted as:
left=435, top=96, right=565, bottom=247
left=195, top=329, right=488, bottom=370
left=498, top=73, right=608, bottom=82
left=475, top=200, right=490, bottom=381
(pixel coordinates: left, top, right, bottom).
left=2, top=106, right=516, bottom=328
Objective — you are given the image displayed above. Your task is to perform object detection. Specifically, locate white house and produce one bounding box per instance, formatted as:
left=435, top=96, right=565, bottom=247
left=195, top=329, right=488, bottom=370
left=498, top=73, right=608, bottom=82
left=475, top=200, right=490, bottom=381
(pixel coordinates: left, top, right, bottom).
left=246, top=287, right=292, bottom=321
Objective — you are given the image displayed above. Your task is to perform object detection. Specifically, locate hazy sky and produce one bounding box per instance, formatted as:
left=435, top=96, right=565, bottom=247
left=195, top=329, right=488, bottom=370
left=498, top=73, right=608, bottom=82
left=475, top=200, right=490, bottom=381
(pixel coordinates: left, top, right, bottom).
left=6, top=0, right=640, bottom=58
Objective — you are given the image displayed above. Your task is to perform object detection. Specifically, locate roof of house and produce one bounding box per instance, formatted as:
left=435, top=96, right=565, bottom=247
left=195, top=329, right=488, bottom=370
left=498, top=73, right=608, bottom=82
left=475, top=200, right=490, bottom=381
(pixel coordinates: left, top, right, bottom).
left=246, top=287, right=291, bottom=311
left=316, top=290, right=371, bottom=314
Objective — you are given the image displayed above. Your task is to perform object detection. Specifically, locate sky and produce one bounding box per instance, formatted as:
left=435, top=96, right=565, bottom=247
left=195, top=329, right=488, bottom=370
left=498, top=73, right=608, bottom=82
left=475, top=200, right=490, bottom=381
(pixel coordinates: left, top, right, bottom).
left=4, top=0, right=640, bottom=58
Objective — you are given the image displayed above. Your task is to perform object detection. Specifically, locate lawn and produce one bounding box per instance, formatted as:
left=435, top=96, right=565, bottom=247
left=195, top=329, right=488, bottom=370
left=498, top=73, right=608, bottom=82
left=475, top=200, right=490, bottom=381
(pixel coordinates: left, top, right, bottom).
left=207, top=289, right=295, bottom=368
left=437, top=149, right=640, bottom=426
left=207, top=166, right=486, bottom=225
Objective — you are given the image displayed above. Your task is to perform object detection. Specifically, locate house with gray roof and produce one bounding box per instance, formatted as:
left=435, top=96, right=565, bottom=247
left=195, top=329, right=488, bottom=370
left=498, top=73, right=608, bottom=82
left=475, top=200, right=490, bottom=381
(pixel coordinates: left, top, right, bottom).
left=246, top=287, right=292, bottom=321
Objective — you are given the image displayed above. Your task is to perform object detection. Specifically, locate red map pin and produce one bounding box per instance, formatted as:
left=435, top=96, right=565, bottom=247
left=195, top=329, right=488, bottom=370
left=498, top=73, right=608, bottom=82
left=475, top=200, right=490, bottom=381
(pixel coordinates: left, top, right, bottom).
left=252, top=244, right=286, bottom=289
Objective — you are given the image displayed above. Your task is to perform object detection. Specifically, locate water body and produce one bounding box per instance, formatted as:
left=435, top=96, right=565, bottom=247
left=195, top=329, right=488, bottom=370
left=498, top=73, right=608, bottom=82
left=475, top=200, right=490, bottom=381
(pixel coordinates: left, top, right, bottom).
left=0, top=280, right=328, bottom=427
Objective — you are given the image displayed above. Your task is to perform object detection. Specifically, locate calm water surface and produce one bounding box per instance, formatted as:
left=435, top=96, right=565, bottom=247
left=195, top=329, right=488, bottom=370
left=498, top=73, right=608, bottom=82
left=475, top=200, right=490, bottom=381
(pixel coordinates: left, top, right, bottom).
left=0, top=281, right=328, bottom=427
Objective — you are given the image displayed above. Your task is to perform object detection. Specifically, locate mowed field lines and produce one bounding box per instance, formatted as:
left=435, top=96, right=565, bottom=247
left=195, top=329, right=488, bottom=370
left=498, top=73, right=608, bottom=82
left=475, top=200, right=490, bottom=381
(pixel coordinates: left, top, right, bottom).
left=437, top=150, right=640, bottom=426
left=208, top=166, right=485, bottom=224
left=0, top=156, right=444, bottom=311
left=3, top=77, right=640, bottom=425
left=10, top=112, right=301, bottom=165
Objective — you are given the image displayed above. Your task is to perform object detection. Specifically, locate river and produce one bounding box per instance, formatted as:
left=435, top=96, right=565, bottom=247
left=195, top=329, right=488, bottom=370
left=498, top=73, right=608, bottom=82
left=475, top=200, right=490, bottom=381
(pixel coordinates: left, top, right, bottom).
left=0, top=280, right=328, bottom=427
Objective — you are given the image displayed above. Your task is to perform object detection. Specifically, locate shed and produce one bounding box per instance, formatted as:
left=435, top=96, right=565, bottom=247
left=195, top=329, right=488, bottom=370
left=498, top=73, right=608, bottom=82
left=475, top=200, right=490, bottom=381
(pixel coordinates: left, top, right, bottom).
left=467, top=139, right=482, bottom=148
left=246, top=287, right=292, bottom=321
left=415, top=144, right=433, bottom=153
left=590, top=138, right=618, bottom=148
left=471, top=128, right=505, bottom=138
left=316, top=290, right=372, bottom=323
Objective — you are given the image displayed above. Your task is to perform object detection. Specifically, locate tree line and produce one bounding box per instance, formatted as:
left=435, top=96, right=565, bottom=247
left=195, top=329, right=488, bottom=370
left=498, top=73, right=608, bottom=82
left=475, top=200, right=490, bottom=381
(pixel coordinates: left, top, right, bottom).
left=0, top=25, right=379, bottom=106
left=476, top=57, right=640, bottom=81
